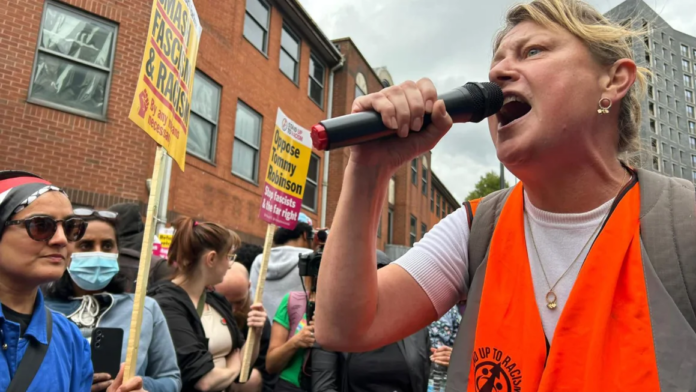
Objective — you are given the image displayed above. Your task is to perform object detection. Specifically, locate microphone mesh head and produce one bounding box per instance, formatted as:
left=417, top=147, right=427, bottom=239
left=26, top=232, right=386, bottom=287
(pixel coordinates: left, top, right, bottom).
left=464, top=82, right=504, bottom=122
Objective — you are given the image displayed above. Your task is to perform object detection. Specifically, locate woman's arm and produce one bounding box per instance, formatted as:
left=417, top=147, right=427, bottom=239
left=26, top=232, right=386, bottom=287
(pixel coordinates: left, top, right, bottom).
left=265, top=323, right=301, bottom=374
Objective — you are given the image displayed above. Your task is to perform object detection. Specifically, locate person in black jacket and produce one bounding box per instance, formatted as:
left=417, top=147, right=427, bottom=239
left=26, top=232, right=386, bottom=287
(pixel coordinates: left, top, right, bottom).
left=311, top=251, right=431, bottom=392
left=148, top=216, right=267, bottom=392
left=216, top=261, right=278, bottom=392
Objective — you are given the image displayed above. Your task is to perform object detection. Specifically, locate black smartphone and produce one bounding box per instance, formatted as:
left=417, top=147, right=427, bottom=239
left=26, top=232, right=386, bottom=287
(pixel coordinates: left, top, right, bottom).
left=90, top=327, right=124, bottom=380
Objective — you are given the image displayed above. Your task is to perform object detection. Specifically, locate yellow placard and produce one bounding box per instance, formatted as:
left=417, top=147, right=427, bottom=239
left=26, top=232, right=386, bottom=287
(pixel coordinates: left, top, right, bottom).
left=258, top=109, right=313, bottom=229
left=128, top=0, right=202, bottom=172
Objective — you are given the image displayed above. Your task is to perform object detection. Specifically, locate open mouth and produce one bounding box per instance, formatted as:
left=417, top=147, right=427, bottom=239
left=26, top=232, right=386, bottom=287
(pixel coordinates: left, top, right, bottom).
left=497, top=94, right=532, bottom=128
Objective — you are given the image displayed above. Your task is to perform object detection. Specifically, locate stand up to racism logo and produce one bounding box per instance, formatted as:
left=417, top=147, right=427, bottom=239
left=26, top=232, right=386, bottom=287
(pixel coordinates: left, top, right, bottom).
left=472, top=347, right=522, bottom=392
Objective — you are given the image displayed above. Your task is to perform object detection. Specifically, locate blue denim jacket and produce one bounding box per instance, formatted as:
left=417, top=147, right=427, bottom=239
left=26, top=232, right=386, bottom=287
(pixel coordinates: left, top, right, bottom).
left=0, top=291, right=93, bottom=391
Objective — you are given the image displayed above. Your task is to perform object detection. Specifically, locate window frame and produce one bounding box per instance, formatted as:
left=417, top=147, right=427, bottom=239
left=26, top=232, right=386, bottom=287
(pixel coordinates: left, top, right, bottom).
left=187, top=70, right=222, bottom=163
left=243, top=0, right=271, bottom=55
left=682, top=44, right=690, bottom=58
left=387, top=208, right=394, bottom=244
left=27, top=1, right=118, bottom=121
left=410, top=215, right=417, bottom=247
left=279, top=23, right=301, bottom=84
left=308, top=54, right=326, bottom=108
left=421, top=157, right=428, bottom=196
left=231, top=100, right=263, bottom=183
left=421, top=223, right=427, bottom=239
left=411, top=158, right=418, bottom=185
left=688, top=105, right=695, bottom=119
left=302, top=153, right=320, bottom=211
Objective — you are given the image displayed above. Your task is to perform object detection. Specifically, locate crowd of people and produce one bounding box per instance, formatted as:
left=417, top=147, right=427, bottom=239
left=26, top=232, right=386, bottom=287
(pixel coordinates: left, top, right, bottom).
left=0, top=169, right=456, bottom=392
left=4, top=0, right=693, bottom=390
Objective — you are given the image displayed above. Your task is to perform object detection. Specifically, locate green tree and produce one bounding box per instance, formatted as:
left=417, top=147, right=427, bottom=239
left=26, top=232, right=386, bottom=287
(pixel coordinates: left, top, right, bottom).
left=465, top=171, right=510, bottom=201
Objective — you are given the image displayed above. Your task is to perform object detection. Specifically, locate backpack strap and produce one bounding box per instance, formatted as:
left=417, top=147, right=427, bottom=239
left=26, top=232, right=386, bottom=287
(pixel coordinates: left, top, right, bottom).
left=466, top=188, right=515, bottom=288
left=286, top=291, right=308, bottom=340
left=636, top=168, right=696, bottom=332
left=6, top=307, right=53, bottom=392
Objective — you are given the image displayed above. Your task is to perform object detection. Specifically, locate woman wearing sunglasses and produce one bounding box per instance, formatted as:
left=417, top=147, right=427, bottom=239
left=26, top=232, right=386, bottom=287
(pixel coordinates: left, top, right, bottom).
left=45, top=209, right=182, bottom=392
left=0, top=170, right=144, bottom=392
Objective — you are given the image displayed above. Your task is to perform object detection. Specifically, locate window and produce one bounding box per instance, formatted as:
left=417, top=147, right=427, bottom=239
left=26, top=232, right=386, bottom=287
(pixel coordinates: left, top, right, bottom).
left=670, top=37, right=674, bottom=47
left=672, top=54, right=676, bottom=64
left=683, top=167, right=688, bottom=178
left=411, top=158, right=418, bottom=184
left=673, top=163, right=678, bottom=175
left=648, top=85, right=654, bottom=99
left=691, top=136, right=696, bottom=149
left=187, top=72, right=221, bottom=161
left=377, top=214, right=381, bottom=238
left=302, top=154, right=320, bottom=210
left=662, top=62, right=667, bottom=72
left=672, top=146, right=677, bottom=159
left=689, top=121, right=696, bottom=134
left=410, top=216, right=417, bottom=247
left=668, top=95, right=673, bottom=106
left=28, top=2, right=117, bottom=119
left=692, top=171, right=696, bottom=183
left=441, top=198, right=446, bottom=218
left=681, top=150, right=685, bottom=162
left=651, top=138, right=658, bottom=153
left=421, top=157, right=428, bottom=195
left=280, top=25, right=300, bottom=82
left=669, top=112, right=675, bottom=124
left=673, top=68, right=677, bottom=78
left=244, top=0, right=270, bottom=53
left=232, top=102, right=262, bottom=182
left=661, top=123, right=668, bottom=135
left=688, top=105, right=695, bottom=119
left=663, top=47, right=668, bottom=58
left=686, top=74, right=693, bottom=88
left=308, top=55, right=325, bottom=107
left=387, top=208, right=394, bottom=244
left=649, top=102, right=655, bottom=116
left=692, top=155, right=696, bottom=167
left=684, top=59, right=691, bottom=71
left=682, top=44, right=689, bottom=57
left=436, top=194, right=441, bottom=217
left=671, top=128, right=676, bottom=141
left=430, top=186, right=434, bottom=212
left=687, top=90, right=694, bottom=103
left=355, top=72, right=367, bottom=99
left=389, top=178, right=395, bottom=205
left=663, top=160, right=669, bottom=174
left=421, top=223, right=427, bottom=239
left=694, top=49, right=696, bottom=59
left=650, top=119, right=656, bottom=133
left=662, top=142, right=668, bottom=155
left=653, top=156, right=659, bottom=171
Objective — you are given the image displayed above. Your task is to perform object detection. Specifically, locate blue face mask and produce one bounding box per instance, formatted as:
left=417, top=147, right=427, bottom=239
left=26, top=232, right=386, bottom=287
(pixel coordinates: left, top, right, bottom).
left=68, top=252, right=120, bottom=292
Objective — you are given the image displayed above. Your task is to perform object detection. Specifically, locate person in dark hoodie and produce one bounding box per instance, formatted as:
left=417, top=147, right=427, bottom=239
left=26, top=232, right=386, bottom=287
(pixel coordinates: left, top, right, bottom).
left=107, top=203, right=166, bottom=292
left=310, top=251, right=432, bottom=392
left=250, top=213, right=314, bottom=321
left=149, top=216, right=267, bottom=392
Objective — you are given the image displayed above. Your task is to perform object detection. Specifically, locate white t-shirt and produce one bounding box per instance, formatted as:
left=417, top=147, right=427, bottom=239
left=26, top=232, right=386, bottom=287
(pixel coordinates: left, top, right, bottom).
left=395, top=191, right=612, bottom=342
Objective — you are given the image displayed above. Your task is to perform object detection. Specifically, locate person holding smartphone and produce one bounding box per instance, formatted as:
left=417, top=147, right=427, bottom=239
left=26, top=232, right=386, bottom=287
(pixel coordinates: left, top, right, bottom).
left=45, top=208, right=181, bottom=392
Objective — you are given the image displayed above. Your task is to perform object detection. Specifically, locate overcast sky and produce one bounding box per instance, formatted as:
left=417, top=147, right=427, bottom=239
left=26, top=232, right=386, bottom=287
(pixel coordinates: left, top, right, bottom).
left=297, top=0, right=696, bottom=201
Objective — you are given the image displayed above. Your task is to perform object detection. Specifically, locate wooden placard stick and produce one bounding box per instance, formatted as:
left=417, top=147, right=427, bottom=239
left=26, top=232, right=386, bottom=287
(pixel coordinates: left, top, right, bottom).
left=239, top=223, right=276, bottom=382
left=123, top=146, right=167, bottom=380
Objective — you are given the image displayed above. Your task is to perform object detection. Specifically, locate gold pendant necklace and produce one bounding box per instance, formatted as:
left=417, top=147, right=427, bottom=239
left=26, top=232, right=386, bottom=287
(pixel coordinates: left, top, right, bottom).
left=525, top=169, right=629, bottom=310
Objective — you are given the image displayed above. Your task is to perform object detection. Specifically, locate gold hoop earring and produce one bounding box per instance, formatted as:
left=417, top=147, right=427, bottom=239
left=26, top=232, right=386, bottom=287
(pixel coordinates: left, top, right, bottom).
left=598, top=98, right=612, bottom=114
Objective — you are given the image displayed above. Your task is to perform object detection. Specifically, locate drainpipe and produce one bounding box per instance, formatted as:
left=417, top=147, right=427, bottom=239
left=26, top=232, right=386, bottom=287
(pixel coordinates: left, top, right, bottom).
left=156, top=153, right=173, bottom=234
left=320, top=57, right=345, bottom=228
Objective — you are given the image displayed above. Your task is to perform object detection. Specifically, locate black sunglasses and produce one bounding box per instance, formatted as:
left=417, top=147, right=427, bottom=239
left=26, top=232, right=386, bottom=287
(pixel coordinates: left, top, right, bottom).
left=4, top=215, right=88, bottom=242
left=73, top=208, right=118, bottom=221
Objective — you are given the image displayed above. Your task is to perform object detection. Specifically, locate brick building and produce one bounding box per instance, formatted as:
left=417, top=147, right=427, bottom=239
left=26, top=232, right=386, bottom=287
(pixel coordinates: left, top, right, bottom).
left=324, top=38, right=460, bottom=257
left=0, top=0, right=343, bottom=244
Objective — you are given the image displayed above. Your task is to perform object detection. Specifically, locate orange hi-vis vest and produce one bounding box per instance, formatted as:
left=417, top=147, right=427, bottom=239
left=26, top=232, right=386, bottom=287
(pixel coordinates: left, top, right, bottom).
left=446, top=169, right=696, bottom=392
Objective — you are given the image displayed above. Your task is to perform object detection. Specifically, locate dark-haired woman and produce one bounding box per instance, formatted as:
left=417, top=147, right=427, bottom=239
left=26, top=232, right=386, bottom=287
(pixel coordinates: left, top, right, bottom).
left=0, top=170, right=142, bottom=392
left=149, top=217, right=267, bottom=392
left=45, top=209, right=182, bottom=392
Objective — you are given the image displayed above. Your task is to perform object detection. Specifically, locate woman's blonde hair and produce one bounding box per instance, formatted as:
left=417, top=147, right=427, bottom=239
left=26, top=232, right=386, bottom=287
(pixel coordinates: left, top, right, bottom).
left=494, top=0, right=650, bottom=153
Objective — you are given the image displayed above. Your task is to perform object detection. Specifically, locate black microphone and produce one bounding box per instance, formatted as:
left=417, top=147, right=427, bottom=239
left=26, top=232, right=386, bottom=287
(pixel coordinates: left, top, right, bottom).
left=311, top=82, right=504, bottom=151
